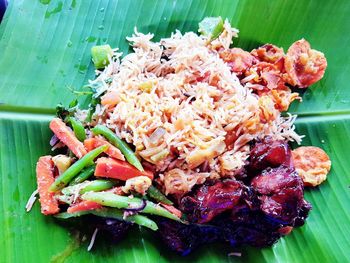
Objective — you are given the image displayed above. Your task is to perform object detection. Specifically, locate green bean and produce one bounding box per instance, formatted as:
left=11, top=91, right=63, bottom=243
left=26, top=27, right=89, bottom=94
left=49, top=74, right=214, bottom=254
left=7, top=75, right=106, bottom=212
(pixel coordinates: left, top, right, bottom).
left=81, top=191, right=180, bottom=222
left=49, top=145, right=108, bottom=192
left=79, top=180, right=115, bottom=194
left=69, top=165, right=96, bottom=186
left=68, top=117, right=86, bottom=141
left=55, top=211, right=90, bottom=219
left=147, top=185, right=173, bottom=205
left=92, top=125, right=144, bottom=171
left=55, top=208, right=158, bottom=231
left=91, top=45, right=113, bottom=69
left=91, top=209, right=158, bottom=231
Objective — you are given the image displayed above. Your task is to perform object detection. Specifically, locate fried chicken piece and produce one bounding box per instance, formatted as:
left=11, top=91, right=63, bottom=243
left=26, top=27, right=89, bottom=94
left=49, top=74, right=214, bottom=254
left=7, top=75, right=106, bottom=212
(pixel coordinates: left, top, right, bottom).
left=251, top=44, right=285, bottom=64
left=219, top=48, right=256, bottom=74
left=284, top=39, right=327, bottom=88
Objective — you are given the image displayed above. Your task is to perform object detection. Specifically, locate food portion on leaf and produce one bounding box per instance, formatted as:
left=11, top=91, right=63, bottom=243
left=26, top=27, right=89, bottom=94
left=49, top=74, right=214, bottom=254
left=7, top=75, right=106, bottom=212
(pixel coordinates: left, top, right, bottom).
left=292, top=146, right=331, bottom=186
left=30, top=17, right=331, bottom=254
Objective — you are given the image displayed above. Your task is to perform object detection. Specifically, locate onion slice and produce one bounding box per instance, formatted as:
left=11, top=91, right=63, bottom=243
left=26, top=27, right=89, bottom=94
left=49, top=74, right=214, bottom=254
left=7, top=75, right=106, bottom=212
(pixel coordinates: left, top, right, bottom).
left=124, top=199, right=147, bottom=212
left=149, top=127, right=166, bottom=144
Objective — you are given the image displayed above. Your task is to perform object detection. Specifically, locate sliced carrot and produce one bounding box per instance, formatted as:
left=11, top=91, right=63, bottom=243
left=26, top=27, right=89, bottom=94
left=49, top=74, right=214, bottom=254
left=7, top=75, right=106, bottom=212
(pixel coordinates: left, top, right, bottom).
left=84, top=137, right=125, bottom=161
left=36, top=156, right=60, bottom=215
left=50, top=118, right=87, bottom=158
left=95, top=157, right=154, bottom=181
left=67, top=200, right=102, bottom=213
left=160, top=203, right=182, bottom=219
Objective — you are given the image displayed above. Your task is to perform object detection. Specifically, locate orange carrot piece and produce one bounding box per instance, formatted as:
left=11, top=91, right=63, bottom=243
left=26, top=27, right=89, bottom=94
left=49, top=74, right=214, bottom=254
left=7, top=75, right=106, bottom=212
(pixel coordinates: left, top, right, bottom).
left=67, top=200, right=102, bottom=213
left=49, top=118, right=87, bottom=158
left=95, top=157, right=154, bottom=181
left=84, top=137, right=125, bottom=161
left=160, top=203, right=182, bottom=219
left=36, top=156, right=60, bottom=215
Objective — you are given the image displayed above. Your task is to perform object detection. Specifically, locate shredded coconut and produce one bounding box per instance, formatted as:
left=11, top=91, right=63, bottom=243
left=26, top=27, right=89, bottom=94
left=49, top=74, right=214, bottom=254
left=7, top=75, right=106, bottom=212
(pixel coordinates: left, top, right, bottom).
left=87, top=228, right=99, bottom=251
left=25, top=189, right=39, bottom=212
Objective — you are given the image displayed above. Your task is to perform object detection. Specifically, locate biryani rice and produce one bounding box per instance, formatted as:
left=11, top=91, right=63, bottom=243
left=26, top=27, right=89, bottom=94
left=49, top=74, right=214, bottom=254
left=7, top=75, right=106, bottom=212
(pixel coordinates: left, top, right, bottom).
left=78, top=20, right=303, bottom=195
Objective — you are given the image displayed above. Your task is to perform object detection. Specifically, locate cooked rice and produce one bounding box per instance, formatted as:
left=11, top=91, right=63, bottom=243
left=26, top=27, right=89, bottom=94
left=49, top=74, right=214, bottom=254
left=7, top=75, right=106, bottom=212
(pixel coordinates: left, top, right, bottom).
left=80, top=20, right=303, bottom=195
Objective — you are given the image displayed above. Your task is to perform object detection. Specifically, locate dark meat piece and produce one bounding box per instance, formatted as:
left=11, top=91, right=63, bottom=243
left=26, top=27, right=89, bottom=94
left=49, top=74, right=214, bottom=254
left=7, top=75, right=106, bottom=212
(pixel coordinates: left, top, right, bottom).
left=218, top=208, right=282, bottom=247
left=180, top=180, right=245, bottom=223
left=249, top=137, right=292, bottom=171
left=251, top=166, right=306, bottom=224
left=157, top=218, right=221, bottom=256
left=251, top=166, right=300, bottom=195
left=294, top=199, right=312, bottom=227
left=259, top=187, right=303, bottom=224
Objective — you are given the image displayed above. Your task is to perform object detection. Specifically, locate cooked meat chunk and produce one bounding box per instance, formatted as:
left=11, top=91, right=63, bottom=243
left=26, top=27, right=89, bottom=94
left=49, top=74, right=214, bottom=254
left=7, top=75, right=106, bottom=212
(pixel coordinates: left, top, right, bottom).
left=249, top=137, right=292, bottom=171
left=251, top=166, right=306, bottom=224
left=181, top=180, right=245, bottom=223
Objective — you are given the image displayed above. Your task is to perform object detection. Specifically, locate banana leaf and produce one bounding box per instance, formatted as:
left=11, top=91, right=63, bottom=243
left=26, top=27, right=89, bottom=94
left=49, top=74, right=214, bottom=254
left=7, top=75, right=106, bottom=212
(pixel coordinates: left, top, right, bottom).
left=0, top=0, right=349, bottom=262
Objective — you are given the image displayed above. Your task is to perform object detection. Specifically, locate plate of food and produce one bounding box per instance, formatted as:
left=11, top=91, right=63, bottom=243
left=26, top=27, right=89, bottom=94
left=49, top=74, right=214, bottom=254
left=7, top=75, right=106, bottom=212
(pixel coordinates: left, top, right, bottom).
left=1, top=1, right=349, bottom=262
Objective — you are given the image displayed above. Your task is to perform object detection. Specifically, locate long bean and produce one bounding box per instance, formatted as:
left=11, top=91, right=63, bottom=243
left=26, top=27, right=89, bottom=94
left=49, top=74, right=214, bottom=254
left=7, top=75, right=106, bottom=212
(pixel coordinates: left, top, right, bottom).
left=81, top=192, right=180, bottom=221
left=69, top=117, right=86, bottom=141
left=55, top=208, right=158, bottom=231
left=91, top=125, right=144, bottom=171
left=49, top=145, right=108, bottom=192
left=69, top=165, right=95, bottom=186
left=147, top=185, right=173, bottom=205
left=79, top=180, right=115, bottom=194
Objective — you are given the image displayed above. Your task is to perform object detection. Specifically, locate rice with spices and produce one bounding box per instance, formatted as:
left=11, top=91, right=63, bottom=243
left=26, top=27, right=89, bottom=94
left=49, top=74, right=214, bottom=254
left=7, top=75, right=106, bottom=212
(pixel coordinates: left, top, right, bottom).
left=80, top=20, right=303, bottom=195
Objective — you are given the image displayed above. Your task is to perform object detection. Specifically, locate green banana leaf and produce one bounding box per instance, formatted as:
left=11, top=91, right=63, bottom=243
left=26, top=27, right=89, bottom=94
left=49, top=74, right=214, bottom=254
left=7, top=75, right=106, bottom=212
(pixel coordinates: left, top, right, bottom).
left=1, top=0, right=349, bottom=262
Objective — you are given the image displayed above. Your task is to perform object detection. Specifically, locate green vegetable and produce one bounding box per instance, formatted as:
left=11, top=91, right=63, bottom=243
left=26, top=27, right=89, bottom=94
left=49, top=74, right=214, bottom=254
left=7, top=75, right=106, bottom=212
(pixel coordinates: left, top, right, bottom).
left=69, top=165, right=96, bottom=185
left=92, top=125, right=144, bottom=171
left=56, top=99, right=78, bottom=120
left=79, top=180, right=115, bottom=194
left=55, top=208, right=158, bottom=231
left=198, top=17, right=224, bottom=40
left=147, top=185, right=173, bottom=205
left=49, top=145, right=108, bottom=192
left=91, top=45, right=113, bottom=69
left=68, top=117, right=86, bottom=141
left=81, top=191, right=180, bottom=221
